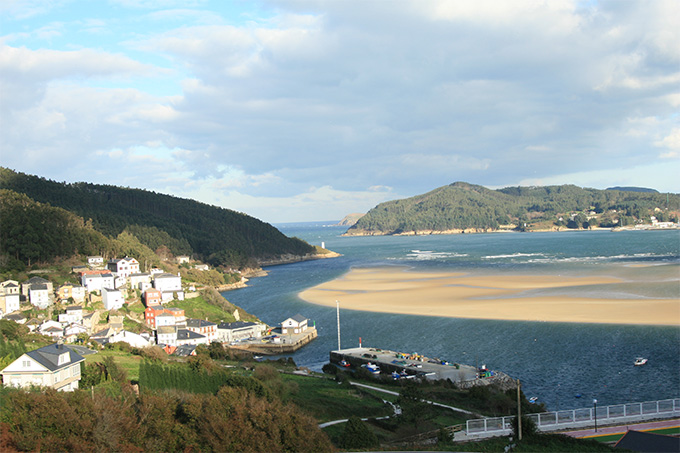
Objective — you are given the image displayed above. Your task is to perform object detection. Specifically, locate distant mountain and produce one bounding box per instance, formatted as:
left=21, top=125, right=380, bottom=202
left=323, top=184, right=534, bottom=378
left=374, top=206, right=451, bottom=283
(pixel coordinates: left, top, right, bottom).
left=606, top=186, right=659, bottom=193
left=0, top=168, right=314, bottom=269
left=345, top=182, right=679, bottom=236
left=335, top=213, right=365, bottom=227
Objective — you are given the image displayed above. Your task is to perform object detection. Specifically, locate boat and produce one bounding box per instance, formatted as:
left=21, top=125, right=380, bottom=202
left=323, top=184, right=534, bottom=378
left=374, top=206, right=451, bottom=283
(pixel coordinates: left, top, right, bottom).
left=362, top=362, right=381, bottom=375
left=339, top=360, right=350, bottom=367
left=634, top=357, right=648, bottom=366
left=529, top=397, right=538, bottom=404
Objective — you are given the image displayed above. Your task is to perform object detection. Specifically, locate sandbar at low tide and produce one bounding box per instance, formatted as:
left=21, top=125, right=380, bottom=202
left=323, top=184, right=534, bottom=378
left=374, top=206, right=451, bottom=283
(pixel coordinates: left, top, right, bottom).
left=298, top=267, right=680, bottom=326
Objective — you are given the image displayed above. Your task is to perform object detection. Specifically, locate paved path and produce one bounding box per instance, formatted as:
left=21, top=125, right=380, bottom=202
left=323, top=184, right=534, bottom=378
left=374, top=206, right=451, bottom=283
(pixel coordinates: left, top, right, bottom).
left=560, top=418, right=680, bottom=438
left=318, top=381, right=480, bottom=428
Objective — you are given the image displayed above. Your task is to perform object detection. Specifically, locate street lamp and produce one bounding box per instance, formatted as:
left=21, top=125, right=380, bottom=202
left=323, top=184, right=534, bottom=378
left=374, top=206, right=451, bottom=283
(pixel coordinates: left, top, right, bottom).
left=593, top=399, right=598, bottom=432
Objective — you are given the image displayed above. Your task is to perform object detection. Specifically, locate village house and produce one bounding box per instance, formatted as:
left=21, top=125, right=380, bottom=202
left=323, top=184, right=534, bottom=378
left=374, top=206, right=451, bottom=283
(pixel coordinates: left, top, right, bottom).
left=186, top=319, right=217, bottom=342
left=81, top=273, right=115, bottom=293
left=56, top=283, right=86, bottom=304
left=155, top=313, right=177, bottom=328
left=63, top=323, right=88, bottom=342
left=144, top=306, right=165, bottom=328
left=165, top=307, right=186, bottom=326
left=176, top=256, right=190, bottom=265
left=102, top=288, right=124, bottom=311
left=129, top=273, right=151, bottom=290
left=0, top=280, right=20, bottom=295
left=3, top=313, right=26, bottom=324
left=1, top=343, right=85, bottom=391
left=143, top=288, right=162, bottom=307
left=58, top=306, right=83, bottom=325
left=217, top=321, right=266, bottom=343
left=0, top=293, right=20, bottom=315
left=281, top=314, right=309, bottom=335
left=156, top=325, right=178, bottom=346
left=28, top=284, right=51, bottom=309
left=176, top=329, right=209, bottom=346
left=21, top=277, right=53, bottom=297
left=87, top=256, right=105, bottom=267
left=107, top=257, right=140, bottom=278
left=153, top=273, right=184, bottom=302
left=107, top=330, right=151, bottom=348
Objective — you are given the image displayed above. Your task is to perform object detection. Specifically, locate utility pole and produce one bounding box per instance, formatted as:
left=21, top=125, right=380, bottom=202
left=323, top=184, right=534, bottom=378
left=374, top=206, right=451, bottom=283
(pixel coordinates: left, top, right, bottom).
left=517, top=379, right=522, bottom=441
left=593, top=399, right=598, bottom=432
left=336, top=300, right=341, bottom=351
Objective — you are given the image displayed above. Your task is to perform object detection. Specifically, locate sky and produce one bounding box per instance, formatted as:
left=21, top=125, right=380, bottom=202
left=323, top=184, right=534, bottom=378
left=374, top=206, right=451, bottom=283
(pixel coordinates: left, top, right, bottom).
left=1, top=0, right=678, bottom=223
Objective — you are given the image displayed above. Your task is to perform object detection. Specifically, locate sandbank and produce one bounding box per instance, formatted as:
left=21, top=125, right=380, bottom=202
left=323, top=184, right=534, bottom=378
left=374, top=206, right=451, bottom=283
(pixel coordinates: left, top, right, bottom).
left=298, top=267, right=680, bottom=326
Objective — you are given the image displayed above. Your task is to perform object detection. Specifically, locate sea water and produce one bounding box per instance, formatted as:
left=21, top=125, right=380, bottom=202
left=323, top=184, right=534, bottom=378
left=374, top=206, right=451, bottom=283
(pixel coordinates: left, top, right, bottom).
left=224, top=224, right=680, bottom=411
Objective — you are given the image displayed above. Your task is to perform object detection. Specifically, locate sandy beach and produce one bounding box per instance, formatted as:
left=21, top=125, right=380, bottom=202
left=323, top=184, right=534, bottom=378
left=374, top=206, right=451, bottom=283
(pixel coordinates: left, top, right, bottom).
left=298, top=267, right=680, bottom=326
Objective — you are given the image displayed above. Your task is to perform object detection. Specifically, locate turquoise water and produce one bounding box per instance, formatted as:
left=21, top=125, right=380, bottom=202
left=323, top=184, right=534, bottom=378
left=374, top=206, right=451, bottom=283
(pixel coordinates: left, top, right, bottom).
left=224, top=225, right=680, bottom=410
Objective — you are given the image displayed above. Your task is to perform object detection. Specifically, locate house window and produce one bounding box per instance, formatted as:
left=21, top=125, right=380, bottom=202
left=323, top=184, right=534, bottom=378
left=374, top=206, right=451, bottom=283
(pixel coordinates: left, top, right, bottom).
left=22, top=360, right=30, bottom=368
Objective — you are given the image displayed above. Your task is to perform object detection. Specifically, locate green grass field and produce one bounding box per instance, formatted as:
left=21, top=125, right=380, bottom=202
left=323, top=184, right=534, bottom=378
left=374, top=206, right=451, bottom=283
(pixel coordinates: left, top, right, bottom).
left=85, top=349, right=143, bottom=381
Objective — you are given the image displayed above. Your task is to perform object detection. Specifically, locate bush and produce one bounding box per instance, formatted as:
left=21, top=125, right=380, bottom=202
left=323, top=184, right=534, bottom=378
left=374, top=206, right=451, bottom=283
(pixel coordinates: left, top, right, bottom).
left=512, top=414, right=538, bottom=438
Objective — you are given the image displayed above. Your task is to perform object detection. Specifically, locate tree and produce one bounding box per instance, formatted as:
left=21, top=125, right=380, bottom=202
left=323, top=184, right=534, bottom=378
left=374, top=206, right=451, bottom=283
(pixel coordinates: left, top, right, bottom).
left=396, top=381, right=431, bottom=430
left=340, top=416, right=378, bottom=449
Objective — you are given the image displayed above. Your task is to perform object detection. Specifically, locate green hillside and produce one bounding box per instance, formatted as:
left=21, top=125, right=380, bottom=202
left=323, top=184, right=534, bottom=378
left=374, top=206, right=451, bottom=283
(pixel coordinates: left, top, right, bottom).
left=346, top=182, right=679, bottom=235
left=0, top=168, right=314, bottom=269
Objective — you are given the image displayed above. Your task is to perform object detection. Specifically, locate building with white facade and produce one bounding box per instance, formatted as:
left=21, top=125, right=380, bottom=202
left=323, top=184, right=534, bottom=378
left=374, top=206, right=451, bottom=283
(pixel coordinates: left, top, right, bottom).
left=102, top=288, right=124, bottom=311
left=1, top=343, right=85, bottom=391
left=82, top=273, right=115, bottom=293
left=107, top=257, right=140, bottom=278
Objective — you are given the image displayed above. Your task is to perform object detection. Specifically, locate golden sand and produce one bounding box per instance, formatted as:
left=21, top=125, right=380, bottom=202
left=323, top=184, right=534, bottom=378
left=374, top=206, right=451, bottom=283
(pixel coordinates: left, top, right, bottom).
left=298, top=267, right=680, bottom=326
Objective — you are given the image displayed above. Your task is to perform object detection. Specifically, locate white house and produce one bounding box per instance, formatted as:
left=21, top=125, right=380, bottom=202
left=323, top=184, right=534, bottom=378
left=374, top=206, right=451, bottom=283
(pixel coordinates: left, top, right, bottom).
left=108, top=330, right=151, bottom=348
left=156, top=325, right=177, bottom=346
left=28, top=284, right=51, bottom=309
left=129, top=273, right=151, bottom=289
left=176, top=329, right=209, bottom=346
left=1, top=343, right=85, bottom=391
left=87, top=256, right=105, bottom=267
left=107, top=257, right=140, bottom=278
left=153, top=273, right=184, bottom=302
left=58, top=306, right=83, bottom=325
left=217, top=321, right=266, bottom=343
left=281, top=314, right=309, bottom=335
left=0, top=280, right=20, bottom=295
left=0, top=293, right=20, bottom=314
left=102, top=287, right=124, bottom=311
left=82, top=273, right=115, bottom=293
left=155, top=313, right=176, bottom=328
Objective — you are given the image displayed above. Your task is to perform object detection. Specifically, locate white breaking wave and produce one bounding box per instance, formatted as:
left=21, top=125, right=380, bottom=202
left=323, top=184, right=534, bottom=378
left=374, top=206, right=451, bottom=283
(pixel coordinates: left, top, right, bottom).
left=482, top=253, right=545, bottom=259
left=405, top=250, right=468, bottom=260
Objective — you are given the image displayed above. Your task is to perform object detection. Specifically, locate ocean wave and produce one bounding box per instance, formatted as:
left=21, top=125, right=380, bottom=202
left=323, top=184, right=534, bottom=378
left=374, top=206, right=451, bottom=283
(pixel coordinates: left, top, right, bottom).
left=405, top=250, right=469, bottom=260
left=482, top=253, right=546, bottom=259
left=525, top=253, right=679, bottom=264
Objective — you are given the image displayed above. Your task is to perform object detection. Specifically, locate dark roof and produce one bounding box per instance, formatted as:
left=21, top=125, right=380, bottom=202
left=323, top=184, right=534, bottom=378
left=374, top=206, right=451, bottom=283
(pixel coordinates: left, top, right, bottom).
left=174, top=344, right=197, bottom=357
left=30, top=284, right=48, bottom=291
left=25, top=344, right=85, bottom=372
left=4, top=313, right=26, bottom=321
left=4, top=282, right=18, bottom=288
left=186, top=318, right=216, bottom=328
left=24, top=276, right=49, bottom=285
left=614, top=430, right=680, bottom=452
left=288, top=314, right=308, bottom=323
left=218, top=321, right=257, bottom=330
left=177, top=329, right=205, bottom=340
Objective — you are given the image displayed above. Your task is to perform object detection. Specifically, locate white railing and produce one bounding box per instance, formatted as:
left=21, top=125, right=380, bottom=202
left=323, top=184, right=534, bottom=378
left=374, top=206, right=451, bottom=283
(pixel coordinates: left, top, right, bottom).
left=465, top=398, right=680, bottom=437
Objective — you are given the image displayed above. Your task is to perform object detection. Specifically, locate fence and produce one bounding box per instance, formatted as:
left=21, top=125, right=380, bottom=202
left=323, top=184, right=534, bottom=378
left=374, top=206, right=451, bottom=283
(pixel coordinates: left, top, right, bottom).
left=465, top=398, right=680, bottom=437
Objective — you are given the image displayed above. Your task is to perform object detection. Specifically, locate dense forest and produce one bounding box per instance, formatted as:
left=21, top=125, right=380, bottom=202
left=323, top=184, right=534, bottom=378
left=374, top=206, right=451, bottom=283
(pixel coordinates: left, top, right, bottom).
left=347, top=182, right=680, bottom=235
left=0, top=168, right=314, bottom=270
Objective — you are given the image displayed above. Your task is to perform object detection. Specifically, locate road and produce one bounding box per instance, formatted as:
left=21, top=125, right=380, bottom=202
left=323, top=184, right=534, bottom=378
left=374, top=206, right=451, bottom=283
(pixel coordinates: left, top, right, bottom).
left=560, top=418, right=680, bottom=438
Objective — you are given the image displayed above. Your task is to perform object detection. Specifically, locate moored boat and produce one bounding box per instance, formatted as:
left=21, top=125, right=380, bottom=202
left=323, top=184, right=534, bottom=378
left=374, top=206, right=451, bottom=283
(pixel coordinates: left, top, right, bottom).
left=634, top=357, right=648, bottom=366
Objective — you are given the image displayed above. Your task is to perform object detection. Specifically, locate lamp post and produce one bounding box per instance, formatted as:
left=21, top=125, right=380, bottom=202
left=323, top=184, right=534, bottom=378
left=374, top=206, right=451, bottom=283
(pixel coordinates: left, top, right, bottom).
left=593, top=399, right=598, bottom=432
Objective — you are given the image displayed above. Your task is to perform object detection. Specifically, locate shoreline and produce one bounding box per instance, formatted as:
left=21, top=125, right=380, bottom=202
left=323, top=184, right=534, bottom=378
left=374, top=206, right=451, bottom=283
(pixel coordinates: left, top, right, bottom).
left=298, top=267, right=680, bottom=326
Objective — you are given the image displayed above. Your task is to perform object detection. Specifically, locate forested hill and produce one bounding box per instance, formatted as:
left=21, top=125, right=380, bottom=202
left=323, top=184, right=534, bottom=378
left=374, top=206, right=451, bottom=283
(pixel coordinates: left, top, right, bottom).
left=0, top=168, right=314, bottom=268
left=345, top=182, right=680, bottom=236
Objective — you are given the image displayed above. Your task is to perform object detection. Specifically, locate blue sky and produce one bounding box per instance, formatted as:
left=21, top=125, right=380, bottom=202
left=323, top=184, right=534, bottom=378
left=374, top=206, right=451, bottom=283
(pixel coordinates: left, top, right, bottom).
left=1, top=0, right=678, bottom=223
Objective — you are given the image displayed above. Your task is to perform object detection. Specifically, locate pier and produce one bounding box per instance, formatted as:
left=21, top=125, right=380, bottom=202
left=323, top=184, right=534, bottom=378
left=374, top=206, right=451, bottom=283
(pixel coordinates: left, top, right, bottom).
left=330, top=347, right=513, bottom=387
left=228, top=328, right=317, bottom=355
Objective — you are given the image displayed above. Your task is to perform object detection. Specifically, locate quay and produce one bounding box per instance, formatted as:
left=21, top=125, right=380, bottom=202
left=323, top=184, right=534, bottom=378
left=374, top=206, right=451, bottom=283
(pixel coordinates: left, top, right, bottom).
left=330, top=346, right=504, bottom=384
left=228, top=328, right=317, bottom=356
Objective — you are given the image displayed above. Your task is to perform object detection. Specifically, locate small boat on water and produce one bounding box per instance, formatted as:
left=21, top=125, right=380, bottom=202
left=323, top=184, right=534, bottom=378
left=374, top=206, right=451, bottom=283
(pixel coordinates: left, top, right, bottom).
left=529, top=397, right=538, bottom=404
left=634, top=357, right=648, bottom=366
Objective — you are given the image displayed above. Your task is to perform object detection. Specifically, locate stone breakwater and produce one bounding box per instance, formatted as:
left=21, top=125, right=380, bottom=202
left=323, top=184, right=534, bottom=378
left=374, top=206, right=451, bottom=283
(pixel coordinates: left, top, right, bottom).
left=257, top=251, right=341, bottom=266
